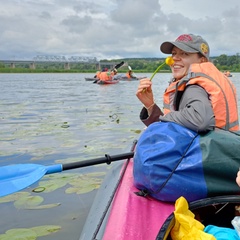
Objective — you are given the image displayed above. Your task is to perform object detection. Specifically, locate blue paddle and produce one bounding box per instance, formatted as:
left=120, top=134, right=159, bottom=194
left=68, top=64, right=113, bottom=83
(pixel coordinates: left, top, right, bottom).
left=0, top=151, right=134, bottom=197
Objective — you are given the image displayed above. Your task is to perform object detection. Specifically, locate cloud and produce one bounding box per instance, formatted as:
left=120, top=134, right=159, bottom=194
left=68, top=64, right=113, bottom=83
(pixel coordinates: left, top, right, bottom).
left=0, top=0, right=240, bottom=60
left=61, top=15, right=93, bottom=34
left=39, top=11, right=52, bottom=20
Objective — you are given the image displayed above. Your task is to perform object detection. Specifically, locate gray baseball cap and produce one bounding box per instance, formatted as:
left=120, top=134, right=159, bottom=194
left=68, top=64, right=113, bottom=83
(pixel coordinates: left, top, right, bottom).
left=160, top=34, right=210, bottom=60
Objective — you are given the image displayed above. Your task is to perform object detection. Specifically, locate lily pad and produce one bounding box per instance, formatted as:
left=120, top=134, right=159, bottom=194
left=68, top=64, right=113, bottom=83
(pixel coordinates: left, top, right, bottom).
left=131, top=129, right=142, bottom=134
left=26, top=203, right=61, bottom=210
left=0, top=192, right=30, bottom=204
left=37, top=180, right=67, bottom=193
left=36, top=172, right=105, bottom=195
left=0, top=228, right=37, bottom=240
left=65, top=183, right=100, bottom=194
left=14, top=196, right=44, bottom=209
left=31, top=225, right=61, bottom=237
left=0, top=225, right=61, bottom=240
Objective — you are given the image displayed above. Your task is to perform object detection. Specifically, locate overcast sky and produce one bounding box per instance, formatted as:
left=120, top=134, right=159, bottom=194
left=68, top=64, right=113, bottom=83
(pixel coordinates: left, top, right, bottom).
left=1, top=0, right=240, bottom=60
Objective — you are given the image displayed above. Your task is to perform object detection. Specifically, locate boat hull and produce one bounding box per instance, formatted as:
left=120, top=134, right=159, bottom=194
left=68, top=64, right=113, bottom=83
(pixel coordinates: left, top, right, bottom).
left=97, top=80, right=119, bottom=85
left=102, top=159, right=174, bottom=240
left=85, top=77, right=97, bottom=81
left=85, top=76, right=146, bottom=82
left=79, top=161, right=124, bottom=240
left=80, top=155, right=174, bottom=240
left=117, top=76, right=146, bottom=81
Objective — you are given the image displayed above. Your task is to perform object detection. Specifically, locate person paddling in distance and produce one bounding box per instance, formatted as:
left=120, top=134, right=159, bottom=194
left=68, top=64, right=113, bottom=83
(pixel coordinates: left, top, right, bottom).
left=94, top=70, right=101, bottom=79
left=126, top=66, right=137, bottom=79
left=99, top=68, right=118, bottom=82
left=126, top=70, right=136, bottom=79
left=136, top=33, right=239, bottom=132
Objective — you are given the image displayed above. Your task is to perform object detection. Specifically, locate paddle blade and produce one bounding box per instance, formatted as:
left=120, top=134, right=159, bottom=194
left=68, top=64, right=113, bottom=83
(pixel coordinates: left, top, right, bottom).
left=0, top=151, right=134, bottom=197
left=114, top=61, right=124, bottom=70
left=0, top=164, right=48, bottom=197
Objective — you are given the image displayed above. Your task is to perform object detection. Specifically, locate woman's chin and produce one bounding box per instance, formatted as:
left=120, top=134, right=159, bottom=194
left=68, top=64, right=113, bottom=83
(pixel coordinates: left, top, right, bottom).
left=173, top=72, right=185, bottom=80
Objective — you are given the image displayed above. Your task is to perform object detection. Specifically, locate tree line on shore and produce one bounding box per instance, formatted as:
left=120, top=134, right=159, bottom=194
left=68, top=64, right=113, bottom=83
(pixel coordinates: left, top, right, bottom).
left=0, top=54, right=239, bottom=73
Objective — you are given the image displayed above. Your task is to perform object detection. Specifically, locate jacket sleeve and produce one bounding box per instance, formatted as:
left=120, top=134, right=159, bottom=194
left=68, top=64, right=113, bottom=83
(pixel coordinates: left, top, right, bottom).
left=160, top=85, right=215, bottom=132
left=140, top=104, right=164, bottom=127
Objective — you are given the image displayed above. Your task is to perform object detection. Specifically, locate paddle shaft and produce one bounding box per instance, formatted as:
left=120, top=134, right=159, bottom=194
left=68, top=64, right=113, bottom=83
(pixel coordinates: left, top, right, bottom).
left=68, top=140, right=137, bottom=171
left=61, top=152, right=134, bottom=171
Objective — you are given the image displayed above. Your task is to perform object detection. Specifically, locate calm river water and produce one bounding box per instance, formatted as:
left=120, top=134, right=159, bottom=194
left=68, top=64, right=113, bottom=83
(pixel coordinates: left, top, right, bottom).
left=0, top=72, right=240, bottom=239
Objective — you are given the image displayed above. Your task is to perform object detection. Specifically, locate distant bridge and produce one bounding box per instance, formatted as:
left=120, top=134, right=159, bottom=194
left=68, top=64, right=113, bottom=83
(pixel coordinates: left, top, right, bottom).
left=0, top=55, right=120, bottom=70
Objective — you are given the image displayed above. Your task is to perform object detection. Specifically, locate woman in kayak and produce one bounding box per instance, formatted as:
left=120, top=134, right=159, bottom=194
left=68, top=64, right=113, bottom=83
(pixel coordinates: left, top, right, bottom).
left=136, top=33, right=239, bottom=132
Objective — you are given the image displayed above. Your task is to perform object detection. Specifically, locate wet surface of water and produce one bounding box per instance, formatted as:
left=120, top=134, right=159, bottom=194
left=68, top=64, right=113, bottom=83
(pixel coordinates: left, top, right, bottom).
left=0, top=72, right=240, bottom=239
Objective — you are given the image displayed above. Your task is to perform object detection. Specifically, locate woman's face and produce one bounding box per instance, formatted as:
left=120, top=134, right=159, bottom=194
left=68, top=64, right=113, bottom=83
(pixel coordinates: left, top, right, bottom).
left=170, top=46, right=204, bottom=80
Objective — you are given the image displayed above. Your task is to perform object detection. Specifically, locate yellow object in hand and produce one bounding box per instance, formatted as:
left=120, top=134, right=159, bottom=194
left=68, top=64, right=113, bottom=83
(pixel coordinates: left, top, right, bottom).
left=165, top=56, right=174, bottom=66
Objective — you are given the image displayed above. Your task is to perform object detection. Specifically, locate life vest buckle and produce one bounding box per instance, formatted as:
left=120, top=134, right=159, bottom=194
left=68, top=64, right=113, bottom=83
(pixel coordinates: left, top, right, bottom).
left=187, top=72, right=197, bottom=80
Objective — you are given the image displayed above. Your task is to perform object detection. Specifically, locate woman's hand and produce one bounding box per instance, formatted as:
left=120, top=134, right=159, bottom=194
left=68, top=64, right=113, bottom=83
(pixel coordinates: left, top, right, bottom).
left=136, top=78, right=154, bottom=109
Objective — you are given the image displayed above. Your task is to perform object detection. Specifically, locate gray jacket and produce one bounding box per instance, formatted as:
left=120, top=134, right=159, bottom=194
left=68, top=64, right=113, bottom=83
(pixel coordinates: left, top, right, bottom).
left=140, top=85, right=215, bottom=132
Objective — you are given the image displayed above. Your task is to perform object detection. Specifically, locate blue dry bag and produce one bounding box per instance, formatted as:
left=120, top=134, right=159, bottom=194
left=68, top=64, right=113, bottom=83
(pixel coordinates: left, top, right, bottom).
left=133, top=121, right=240, bottom=202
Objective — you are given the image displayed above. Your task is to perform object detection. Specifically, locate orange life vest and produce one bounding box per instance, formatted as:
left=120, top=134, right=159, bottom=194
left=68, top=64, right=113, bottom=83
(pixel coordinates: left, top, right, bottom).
left=163, top=62, right=239, bottom=131
left=126, top=72, right=131, bottom=78
left=99, top=71, right=111, bottom=81
left=96, top=71, right=101, bottom=79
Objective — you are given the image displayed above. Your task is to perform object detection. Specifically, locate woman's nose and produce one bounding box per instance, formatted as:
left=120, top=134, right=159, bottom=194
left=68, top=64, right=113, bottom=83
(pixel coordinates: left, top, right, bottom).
left=172, top=54, right=180, bottom=61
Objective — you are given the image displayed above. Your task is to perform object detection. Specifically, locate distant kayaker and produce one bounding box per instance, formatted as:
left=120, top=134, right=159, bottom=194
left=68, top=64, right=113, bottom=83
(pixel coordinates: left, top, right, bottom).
left=94, top=70, right=101, bottom=79
left=126, top=70, right=137, bottom=79
left=223, top=70, right=232, bottom=77
left=99, top=68, right=118, bottom=81
left=136, top=33, right=239, bottom=132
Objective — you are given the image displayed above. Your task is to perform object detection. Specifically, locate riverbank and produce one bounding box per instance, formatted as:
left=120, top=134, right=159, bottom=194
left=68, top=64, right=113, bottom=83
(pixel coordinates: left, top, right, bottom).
left=1, top=54, right=240, bottom=73
left=0, top=68, right=171, bottom=74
